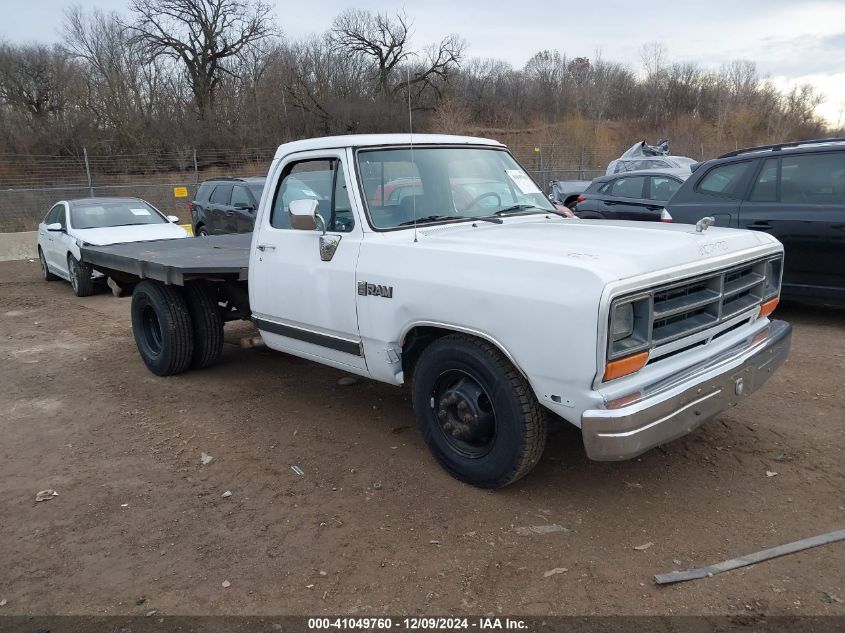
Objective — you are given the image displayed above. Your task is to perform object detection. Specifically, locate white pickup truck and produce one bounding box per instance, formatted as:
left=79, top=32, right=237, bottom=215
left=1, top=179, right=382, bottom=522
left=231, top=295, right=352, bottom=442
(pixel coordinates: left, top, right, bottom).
left=80, top=134, right=792, bottom=488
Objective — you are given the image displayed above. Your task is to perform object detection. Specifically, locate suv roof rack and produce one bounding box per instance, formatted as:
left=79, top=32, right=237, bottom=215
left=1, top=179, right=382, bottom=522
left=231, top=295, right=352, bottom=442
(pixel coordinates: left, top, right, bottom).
left=718, top=137, right=845, bottom=159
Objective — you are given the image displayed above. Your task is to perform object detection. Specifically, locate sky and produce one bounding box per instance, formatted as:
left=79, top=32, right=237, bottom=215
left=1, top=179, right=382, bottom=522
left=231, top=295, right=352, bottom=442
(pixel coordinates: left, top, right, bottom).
left=2, top=0, right=844, bottom=126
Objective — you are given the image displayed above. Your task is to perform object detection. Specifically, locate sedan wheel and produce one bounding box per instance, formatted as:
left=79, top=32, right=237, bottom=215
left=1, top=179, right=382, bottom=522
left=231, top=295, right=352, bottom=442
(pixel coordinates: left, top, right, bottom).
left=39, top=248, right=58, bottom=281
left=68, top=255, right=95, bottom=297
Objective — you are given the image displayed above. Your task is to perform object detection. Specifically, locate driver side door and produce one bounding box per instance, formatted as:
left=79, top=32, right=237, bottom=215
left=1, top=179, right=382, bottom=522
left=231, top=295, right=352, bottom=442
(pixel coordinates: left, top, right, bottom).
left=249, top=149, right=367, bottom=373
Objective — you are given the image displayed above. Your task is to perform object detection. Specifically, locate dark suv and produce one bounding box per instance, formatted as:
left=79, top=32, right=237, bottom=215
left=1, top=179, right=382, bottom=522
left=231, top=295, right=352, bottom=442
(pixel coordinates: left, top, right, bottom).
left=190, top=177, right=265, bottom=236
left=666, top=138, right=845, bottom=306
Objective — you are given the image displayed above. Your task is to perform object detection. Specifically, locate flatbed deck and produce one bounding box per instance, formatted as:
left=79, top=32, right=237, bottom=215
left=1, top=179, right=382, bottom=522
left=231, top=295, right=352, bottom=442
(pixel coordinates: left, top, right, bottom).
left=80, top=233, right=251, bottom=285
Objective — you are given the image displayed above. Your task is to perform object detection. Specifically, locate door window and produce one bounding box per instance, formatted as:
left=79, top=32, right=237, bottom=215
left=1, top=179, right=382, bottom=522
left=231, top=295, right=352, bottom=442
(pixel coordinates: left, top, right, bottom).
left=210, top=184, right=232, bottom=205
left=270, top=158, right=354, bottom=232
left=45, top=204, right=62, bottom=225
left=749, top=158, right=779, bottom=202
left=609, top=176, right=646, bottom=198
left=332, top=166, right=355, bottom=232
left=231, top=185, right=253, bottom=208
left=780, top=152, right=845, bottom=204
left=649, top=176, right=682, bottom=201
left=697, top=161, right=753, bottom=198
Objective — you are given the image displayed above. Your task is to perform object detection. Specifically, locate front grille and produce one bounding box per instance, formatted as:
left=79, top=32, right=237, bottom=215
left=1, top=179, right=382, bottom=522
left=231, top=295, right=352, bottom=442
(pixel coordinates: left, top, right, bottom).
left=607, top=255, right=781, bottom=363
left=651, top=259, right=768, bottom=346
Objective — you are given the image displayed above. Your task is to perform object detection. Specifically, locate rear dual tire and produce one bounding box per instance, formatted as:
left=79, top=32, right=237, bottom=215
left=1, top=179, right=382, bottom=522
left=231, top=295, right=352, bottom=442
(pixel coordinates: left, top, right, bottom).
left=130, top=280, right=223, bottom=376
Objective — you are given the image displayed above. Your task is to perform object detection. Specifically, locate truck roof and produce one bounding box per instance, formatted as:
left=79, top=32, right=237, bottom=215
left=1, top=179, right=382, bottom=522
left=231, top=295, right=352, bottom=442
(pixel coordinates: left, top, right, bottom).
left=273, top=134, right=504, bottom=159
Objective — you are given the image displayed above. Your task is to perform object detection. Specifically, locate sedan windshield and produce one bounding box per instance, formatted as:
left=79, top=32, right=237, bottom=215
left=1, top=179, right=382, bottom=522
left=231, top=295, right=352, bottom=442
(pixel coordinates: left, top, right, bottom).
left=358, top=147, right=555, bottom=229
left=70, top=200, right=167, bottom=230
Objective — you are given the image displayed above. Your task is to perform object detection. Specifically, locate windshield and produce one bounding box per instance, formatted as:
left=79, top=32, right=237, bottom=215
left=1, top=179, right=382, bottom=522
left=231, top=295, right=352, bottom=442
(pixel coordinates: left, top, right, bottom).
left=357, top=147, right=555, bottom=229
left=70, top=199, right=167, bottom=230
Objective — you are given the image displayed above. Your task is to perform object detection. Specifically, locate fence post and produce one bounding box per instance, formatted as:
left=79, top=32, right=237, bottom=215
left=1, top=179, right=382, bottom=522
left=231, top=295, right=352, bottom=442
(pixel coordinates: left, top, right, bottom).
left=539, top=144, right=545, bottom=191
left=83, top=147, right=94, bottom=197
left=193, top=148, right=199, bottom=185
left=579, top=146, right=585, bottom=180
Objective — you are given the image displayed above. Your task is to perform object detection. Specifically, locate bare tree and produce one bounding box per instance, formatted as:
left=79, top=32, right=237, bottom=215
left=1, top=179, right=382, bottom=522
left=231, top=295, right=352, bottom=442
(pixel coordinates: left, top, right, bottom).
left=330, top=9, right=465, bottom=101
left=123, top=0, right=274, bottom=119
left=0, top=43, right=83, bottom=124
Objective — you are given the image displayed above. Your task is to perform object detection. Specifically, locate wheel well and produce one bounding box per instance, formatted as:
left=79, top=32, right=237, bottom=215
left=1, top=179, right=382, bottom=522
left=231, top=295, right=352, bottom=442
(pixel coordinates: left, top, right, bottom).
left=401, top=325, right=525, bottom=380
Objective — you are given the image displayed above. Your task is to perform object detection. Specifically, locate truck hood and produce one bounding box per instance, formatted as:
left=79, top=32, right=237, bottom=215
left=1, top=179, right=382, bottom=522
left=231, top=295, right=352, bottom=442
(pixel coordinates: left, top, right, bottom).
left=412, top=216, right=780, bottom=283
left=74, top=223, right=188, bottom=246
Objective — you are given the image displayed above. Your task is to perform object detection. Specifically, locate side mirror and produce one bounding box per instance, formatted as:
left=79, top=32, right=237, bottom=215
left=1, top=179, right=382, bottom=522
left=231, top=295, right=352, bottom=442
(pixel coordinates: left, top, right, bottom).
left=46, top=223, right=63, bottom=232
left=167, top=215, right=180, bottom=223
left=288, top=199, right=325, bottom=233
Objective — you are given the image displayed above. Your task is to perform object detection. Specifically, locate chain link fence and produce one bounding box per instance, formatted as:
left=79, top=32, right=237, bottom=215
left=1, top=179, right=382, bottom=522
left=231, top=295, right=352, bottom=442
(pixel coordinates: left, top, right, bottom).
left=0, top=140, right=723, bottom=232
left=0, top=148, right=274, bottom=232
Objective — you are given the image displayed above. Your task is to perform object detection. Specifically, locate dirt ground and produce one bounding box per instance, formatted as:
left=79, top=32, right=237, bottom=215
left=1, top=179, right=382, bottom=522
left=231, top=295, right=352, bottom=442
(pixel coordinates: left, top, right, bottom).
left=1, top=258, right=843, bottom=617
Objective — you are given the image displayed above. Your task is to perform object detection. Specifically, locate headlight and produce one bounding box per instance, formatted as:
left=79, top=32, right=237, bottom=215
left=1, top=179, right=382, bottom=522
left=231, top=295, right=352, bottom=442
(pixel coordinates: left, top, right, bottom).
left=607, top=296, right=650, bottom=359
left=610, top=302, right=633, bottom=341
left=764, top=257, right=782, bottom=299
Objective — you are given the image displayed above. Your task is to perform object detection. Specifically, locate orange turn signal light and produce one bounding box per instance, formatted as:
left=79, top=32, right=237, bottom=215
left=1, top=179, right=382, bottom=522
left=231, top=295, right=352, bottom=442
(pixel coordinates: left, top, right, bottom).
left=759, top=297, right=779, bottom=319
left=603, top=351, right=649, bottom=381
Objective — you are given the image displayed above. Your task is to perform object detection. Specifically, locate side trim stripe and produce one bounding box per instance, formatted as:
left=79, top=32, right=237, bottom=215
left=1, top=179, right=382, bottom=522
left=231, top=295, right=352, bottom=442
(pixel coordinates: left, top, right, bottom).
left=252, top=317, right=363, bottom=357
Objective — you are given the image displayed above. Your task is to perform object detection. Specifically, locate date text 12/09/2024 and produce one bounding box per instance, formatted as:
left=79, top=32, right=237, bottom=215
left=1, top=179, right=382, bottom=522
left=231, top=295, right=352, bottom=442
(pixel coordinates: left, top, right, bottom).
left=308, top=617, right=528, bottom=630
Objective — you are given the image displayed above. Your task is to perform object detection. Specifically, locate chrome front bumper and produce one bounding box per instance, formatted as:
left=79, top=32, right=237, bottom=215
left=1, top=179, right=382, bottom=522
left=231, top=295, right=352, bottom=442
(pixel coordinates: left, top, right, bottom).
left=582, top=320, right=792, bottom=461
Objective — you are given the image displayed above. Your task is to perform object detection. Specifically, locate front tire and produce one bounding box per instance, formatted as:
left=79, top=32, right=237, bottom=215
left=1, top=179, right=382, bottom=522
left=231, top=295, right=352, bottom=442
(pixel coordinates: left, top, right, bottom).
left=39, top=248, right=59, bottom=281
left=131, top=280, right=194, bottom=376
left=68, top=254, right=94, bottom=297
left=412, top=334, right=547, bottom=488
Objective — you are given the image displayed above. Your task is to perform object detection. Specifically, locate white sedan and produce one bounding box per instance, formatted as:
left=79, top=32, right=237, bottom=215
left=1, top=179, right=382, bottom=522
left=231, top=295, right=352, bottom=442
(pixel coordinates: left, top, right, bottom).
left=37, top=197, right=188, bottom=296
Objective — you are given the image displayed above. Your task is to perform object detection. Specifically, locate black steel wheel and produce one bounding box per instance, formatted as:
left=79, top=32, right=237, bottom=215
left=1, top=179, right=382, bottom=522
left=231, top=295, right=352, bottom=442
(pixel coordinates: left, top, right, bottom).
left=130, top=280, right=194, bottom=376
left=412, top=333, right=547, bottom=488
left=431, top=370, right=497, bottom=459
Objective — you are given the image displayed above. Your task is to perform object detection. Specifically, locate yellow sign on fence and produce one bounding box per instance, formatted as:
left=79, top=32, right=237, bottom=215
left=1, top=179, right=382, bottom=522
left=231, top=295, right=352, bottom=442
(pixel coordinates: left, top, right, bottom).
left=173, top=186, right=189, bottom=198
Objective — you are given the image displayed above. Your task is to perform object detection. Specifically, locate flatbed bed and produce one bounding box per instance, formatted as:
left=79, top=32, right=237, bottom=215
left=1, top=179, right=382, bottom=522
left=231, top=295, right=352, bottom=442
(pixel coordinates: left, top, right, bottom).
left=80, top=233, right=251, bottom=285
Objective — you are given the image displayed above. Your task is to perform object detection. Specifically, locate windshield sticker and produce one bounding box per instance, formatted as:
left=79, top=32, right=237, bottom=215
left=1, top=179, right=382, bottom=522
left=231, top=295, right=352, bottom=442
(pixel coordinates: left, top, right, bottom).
left=505, top=170, right=542, bottom=195
left=130, top=208, right=152, bottom=216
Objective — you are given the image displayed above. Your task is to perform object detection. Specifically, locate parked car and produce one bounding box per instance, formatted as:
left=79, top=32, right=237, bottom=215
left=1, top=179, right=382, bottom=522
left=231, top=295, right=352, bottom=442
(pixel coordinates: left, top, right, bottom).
left=549, top=140, right=695, bottom=209
left=548, top=179, right=594, bottom=209
left=666, top=138, right=845, bottom=306
left=607, top=140, right=697, bottom=175
left=573, top=169, right=688, bottom=221
left=190, top=177, right=265, bottom=236
left=37, top=197, right=188, bottom=296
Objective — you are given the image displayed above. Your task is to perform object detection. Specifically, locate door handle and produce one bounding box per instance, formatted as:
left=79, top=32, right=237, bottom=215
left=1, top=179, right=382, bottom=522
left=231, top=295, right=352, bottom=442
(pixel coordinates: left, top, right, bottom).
left=747, top=221, right=772, bottom=230
left=225, top=210, right=235, bottom=216
left=256, top=244, right=275, bottom=251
